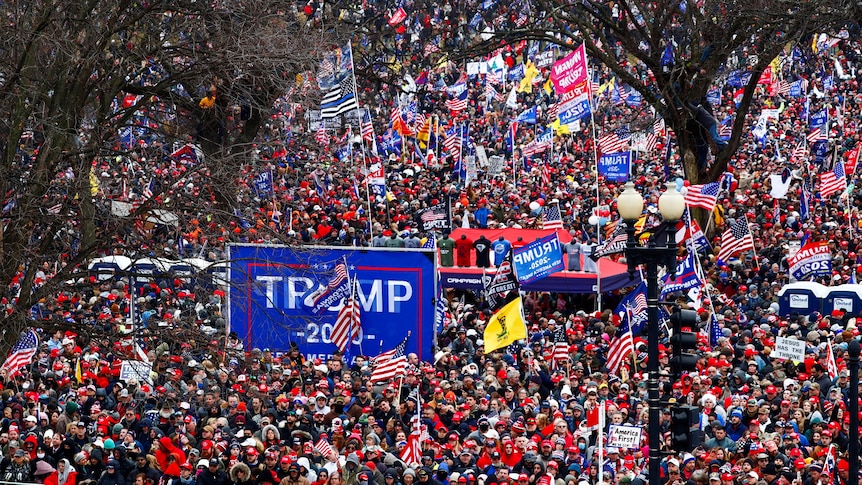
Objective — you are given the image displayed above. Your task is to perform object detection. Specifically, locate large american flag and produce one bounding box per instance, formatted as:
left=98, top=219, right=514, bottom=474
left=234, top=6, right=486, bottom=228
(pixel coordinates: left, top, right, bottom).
left=716, top=218, right=754, bottom=263
left=443, top=126, right=464, bottom=160
left=807, top=126, right=827, bottom=144
left=542, top=202, right=563, bottom=230
left=0, top=330, right=39, bottom=377
left=551, top=326, right=569, bottom=369
left=315, top=439, right=336, bottom=460
left=819, top=162, right=846, bottom=198
left=331, top=277, right=360, bottom=353
left=315, top=123, right=329, bottom=146
left=445, top=89, right=469, bottom=112
left=369, top=336, right=408, bottom=382
left=791, top=142, right=808, bottom=161
left=400, top=390, right=423, bottom=465
left=684, top=182, right=720, bottom=210
left=606, top=309, right=635, bottom=375
left=597, top=128, right=631, bottom=153
left=361, top=111, right=375, bottom=143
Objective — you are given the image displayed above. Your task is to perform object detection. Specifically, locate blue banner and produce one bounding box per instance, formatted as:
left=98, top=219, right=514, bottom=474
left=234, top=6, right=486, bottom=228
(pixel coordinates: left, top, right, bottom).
left=598, top=151, right=631, bottom=182
left=507, top=64, right=525, bottom=82
left=228, top=245, right=437, bottom=362
left=558, top=95, right=591, bottom=124
left=789, top=80, right=804, bottom=97
left=512, top=233, right=564, bottom=284
left=706, top=87, right=721, bottom=106
left=516, top=106, right=538, bottom=124
left=813, top=140, right=829, bottom=165
left=253, top=170, right=274, bottom=198
left=660, top=253, right=702, bottom=298
left=810, top=109, right=828, bottom=129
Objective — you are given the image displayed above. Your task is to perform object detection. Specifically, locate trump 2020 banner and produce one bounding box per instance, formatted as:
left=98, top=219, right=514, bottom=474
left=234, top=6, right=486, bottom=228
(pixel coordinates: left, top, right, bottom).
left=512, top=233, right=564, bottom=285
left=788, top=241, right=832, bottom=281
left=598, top=151, right=631, bottom=182
left=228, top=245, right=436, bottom=362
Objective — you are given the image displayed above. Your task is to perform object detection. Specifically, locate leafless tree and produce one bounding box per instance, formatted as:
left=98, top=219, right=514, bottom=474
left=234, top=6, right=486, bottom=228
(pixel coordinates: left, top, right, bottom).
left=0, top=0, right=343, bottom=351
left=441, top=0, right=854, bottom=186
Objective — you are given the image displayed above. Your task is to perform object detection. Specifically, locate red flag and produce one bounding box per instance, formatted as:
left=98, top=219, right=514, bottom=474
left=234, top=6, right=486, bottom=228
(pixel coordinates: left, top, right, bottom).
left=388, top=7, right=408, bottom=26
left=845, top=147, right=859, bottom=175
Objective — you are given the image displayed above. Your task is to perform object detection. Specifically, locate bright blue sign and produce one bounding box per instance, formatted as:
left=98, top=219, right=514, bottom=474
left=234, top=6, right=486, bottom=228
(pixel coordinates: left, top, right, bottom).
left=558, top=96, right=591, bottom=124
left=598, top=151, right=631, bottom=182
left=512, top=234, right=564, bottom=284
left=228, top=245, right=437, bottom=362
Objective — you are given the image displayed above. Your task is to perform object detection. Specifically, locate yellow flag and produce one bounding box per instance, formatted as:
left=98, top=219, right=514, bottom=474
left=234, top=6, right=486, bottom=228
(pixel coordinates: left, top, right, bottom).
left=484, top=297, right=527, bottom=352
left=543, top=77, right=553, bottom=95
left=598, top=78, right=615, bottom=96
left=75, top=358, right=83, bottom=384
left=552, top=119, right=570, bottom=135
left=89, top=166, right=100, bottom=195
left=518, top=61, right=539, bottom=94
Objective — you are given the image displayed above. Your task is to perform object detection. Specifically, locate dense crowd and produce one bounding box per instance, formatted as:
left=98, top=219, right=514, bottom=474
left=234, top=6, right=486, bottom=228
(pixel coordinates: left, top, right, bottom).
left=4, top=0, right=862, bottom=483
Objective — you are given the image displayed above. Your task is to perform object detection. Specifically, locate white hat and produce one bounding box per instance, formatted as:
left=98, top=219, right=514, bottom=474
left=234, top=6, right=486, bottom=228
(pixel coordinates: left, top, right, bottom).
left=25, top=415, right=37, bottom=423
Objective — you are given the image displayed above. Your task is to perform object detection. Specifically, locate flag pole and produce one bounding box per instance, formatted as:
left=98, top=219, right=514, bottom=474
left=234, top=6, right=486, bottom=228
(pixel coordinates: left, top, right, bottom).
left=597, top=407, right=605, bottom=485
left=585, top=62, right=603, bottom=311
left=394, top=331, right=411, bottom=410
left=354, top=275, right=363, bottom=356
left=345, top=42, right=376, bottom=233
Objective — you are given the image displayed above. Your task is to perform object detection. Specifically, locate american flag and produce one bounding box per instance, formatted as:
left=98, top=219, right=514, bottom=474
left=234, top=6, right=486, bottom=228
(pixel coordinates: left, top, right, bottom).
left=486, top=70, right=503, bottom=85
left=315, top=124, right=329, bottom=146
left=826, top=340, right=838, bottom=380
left=606, top=307, right=636, bottom=375
left=331, top=277, right=360, bottom=353
left=443, top=125, right=464, bottom=161
left=597, top=128, right=631, bottom=153
left=776, top=80, right=791, bottom=95
left=315, top=439, right=336, bottom=460
left=0, top=330, right=39, bottom=377
left=485, top=83, right=504, bottom=103
left=546, top=103, right=559, bottom=121
left=791, top=142, right=808, bottom=161
left=684, top=182, right=720, bottom=210
left=716, top=217, right=754, bottom=264
left=542, top=202, right=563, bottom=230
left=551, top=326, right=569, bottom=369
left=542, top=164, right=552, bottom=187
left=819, top=162, right=846, bottom=197
left=423, top=36, right=441, bottom=56
left=807, top=126, right=827, bottom=144
left=369, top=336, right=409, bottom=382
left=521, top=140, right=549, bottom=157
left=361, top=110, right=375, bottom=142
left=631, top=132, right=658, bottom=152
left=400, top=390, right=423, bottom=465
left=445, top=88, right=469, bottom=112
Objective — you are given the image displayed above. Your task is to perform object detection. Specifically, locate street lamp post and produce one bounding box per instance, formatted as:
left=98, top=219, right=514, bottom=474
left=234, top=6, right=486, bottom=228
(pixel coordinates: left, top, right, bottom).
left=617, top=181, right=685, bottom=485
left=849, top=339, right=860, bottom=483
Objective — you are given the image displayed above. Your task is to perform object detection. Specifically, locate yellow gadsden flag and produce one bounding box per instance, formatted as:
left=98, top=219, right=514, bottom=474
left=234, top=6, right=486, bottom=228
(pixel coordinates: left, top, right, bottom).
left=483, top=296, right=527, bottom=352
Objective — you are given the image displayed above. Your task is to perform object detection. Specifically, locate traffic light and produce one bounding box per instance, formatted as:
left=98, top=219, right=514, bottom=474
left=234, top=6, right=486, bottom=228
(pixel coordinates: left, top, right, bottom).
left=669, top=307, right=698, bottom=378
left=670, top=405, right=701, bottom=452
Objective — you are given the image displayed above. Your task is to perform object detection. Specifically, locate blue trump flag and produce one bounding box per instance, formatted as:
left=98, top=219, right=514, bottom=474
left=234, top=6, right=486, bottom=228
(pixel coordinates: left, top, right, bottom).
left=660, top=252, right=703, bottom=299
left=253, top=170, right=274, bottom=198
left=614, top=282, right=649, bottom=335
left=516, top=106, right=538, bottom=124
left=598, top=152, right=631, bottom=182
left=810, top=109, right=828, bottom=129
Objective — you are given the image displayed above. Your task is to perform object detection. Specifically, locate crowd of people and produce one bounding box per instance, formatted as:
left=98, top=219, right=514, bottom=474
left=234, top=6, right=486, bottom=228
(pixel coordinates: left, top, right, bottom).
left=4, top=0, right=862, bottom=484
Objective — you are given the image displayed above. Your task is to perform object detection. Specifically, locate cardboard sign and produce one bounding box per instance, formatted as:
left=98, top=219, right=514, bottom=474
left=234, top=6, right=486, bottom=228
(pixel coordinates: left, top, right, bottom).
left=774, top=336, right=806, bottom=362
left=607, top=425, right=643, bottom=449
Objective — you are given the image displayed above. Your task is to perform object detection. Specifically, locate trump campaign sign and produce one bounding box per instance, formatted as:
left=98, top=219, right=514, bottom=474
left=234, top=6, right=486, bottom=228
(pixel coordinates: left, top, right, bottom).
left=512, top=234, right=564, bottom=284
left=788, top=241, right=831, bottom=281
left=551, top=44, right=588, bottom=95
left=228, top=245, right=436, bottom=362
